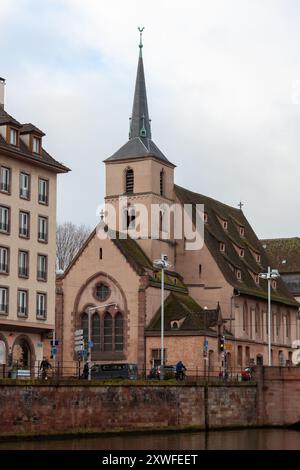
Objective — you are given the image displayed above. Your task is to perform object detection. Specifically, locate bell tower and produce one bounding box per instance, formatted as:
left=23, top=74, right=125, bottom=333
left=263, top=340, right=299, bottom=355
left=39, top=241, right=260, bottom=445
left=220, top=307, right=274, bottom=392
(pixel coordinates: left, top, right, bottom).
left=104, top=29, right=176, bottom=263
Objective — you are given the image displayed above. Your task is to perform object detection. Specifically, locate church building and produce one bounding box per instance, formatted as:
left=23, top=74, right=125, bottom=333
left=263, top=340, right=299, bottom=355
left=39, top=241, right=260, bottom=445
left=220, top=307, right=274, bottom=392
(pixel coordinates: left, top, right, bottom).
left=56, top=33, right=299, bottom=375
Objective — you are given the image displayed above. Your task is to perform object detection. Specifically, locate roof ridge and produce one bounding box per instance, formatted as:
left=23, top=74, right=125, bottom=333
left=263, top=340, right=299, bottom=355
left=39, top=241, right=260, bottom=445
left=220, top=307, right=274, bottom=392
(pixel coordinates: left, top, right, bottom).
left=174, top=184, right=242, bottom=213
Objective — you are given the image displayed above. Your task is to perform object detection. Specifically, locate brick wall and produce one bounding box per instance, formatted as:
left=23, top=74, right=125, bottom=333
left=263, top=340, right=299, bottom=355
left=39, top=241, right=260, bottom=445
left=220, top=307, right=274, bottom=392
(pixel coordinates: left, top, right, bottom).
left=0, top=383, right=257, bottom=437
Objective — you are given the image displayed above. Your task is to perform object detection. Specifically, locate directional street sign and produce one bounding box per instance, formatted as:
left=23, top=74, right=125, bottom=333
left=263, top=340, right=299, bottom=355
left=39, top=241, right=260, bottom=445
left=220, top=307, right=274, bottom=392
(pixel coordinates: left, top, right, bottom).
left=88, top=340, right=94, bottom=348
left=74, top=329, right=83, bottom=337
left=75, top=345, right=84, bottom=352
left=74, top=340, right=84, bottom=346
left=51, top=347, right=57, bottom=355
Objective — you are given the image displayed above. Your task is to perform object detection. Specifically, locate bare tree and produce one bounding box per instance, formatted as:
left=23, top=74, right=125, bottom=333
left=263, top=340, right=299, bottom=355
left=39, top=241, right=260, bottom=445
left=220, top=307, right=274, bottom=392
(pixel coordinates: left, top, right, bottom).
left=56, top=222, right=90, bottom=272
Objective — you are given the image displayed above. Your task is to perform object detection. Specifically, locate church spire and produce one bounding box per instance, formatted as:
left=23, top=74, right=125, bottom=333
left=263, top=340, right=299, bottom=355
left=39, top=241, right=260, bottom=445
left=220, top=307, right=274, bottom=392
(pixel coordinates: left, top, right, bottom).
left=129, top=27, right=152, bottom=140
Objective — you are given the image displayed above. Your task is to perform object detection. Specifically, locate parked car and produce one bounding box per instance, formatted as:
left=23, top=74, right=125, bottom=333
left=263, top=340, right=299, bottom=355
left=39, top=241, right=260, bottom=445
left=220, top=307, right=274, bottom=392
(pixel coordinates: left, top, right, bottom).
left=82, top=363, right=138, bottom=380
left=147, top=365, right=176, bottom=380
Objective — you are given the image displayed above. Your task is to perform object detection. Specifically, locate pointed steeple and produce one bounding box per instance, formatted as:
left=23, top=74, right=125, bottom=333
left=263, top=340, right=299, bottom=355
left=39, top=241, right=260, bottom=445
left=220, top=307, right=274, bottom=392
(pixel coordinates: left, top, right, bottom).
left=129, top=27, right=151, bottom=140
left=105, top=29, right=175, bottom=167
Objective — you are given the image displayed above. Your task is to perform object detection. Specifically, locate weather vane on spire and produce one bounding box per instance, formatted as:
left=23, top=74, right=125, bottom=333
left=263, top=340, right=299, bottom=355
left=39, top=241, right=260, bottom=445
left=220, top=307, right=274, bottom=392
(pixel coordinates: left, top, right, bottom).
left=138, top=26, right=144, bottom=49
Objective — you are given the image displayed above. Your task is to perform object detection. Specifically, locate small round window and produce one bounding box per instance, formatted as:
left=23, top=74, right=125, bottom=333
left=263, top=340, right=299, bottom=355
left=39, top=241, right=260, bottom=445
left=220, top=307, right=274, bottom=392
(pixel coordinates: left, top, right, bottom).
left=95, top=283, right=110, bottom=301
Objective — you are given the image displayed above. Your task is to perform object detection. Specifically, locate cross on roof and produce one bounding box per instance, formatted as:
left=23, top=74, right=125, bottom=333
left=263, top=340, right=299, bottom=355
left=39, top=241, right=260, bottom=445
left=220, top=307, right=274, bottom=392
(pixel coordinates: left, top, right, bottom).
left=238, top=202, right=244, bottom=210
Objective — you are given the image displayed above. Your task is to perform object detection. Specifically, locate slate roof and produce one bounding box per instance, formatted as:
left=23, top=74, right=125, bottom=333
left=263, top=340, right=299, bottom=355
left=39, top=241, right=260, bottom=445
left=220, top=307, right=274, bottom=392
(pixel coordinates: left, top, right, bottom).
left=20, top=123, right=45, bottom=136
left=0, top=107, right=21, bottom=127
left=146, top=291, right=223, bottom=334
left=261, top=238, right=300, bottom=274
left=175, top=185, right=299, bottom=307
left=0, top=108, right=69, bottom=173
left=62, top=227, right=187, bottom=293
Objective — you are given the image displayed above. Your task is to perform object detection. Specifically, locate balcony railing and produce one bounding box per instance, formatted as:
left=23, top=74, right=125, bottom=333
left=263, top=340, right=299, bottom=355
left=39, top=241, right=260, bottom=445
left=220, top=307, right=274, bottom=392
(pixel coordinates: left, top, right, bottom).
left=36, top=309, right=46, bottom=319
left=0, top=263, right=8, bottom=273
left=0, top=222, right=8, bottom=232
left=38, top=194, right=48, bottom=204
left=19, top=227, right=29, bottom=237
left=37, top=270, right=47, bottom=280
left=17, top=306, right=27, bottom=317
left=20, top=188, right=29, bottom=199
left=0, top=182, right=9, bottom=192
left=18, top=266, right=28, bottom=277
left=38, top=232, right=47, bottom=242
left=0, top=304, right=8, bottom=313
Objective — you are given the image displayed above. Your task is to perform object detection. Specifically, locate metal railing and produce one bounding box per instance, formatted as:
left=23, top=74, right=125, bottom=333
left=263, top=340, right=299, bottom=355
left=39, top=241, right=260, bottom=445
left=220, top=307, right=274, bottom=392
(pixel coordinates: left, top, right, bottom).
left=0, top=362, right=257, bottom=384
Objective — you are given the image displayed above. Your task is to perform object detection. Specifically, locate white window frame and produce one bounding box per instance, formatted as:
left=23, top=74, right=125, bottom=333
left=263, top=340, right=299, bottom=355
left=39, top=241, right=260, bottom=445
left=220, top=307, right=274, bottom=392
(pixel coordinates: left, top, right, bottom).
left=37, top=255, right=47, bottom=280
left=36, top=293, right=47, bottom=319
left=0, top=287, right=8, bottom=314
left=10, top=128, right=17, bottom=146
left=33, top=137, right=41, bottom=154
left=0, top=206, right=9, bottom=232
left=20, top=172, right=30, bottom=199
left=17, top=290, right=28, bottom=316
left=0, top=166, right=10, bottom=192
left=0, top=247, right=8, bottom=273
left=38, top=216, right=48, bottom=242
left=18, top=251, right=28, bottom=277
left=19, top=211, right=29, bottom=237
left=38, top=178, right=48, bottom=204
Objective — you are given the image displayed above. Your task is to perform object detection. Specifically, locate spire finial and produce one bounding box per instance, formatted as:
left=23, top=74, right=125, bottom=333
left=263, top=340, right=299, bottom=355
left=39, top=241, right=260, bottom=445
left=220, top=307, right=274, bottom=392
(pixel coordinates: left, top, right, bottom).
left=138, top=26, right=144, bottom=55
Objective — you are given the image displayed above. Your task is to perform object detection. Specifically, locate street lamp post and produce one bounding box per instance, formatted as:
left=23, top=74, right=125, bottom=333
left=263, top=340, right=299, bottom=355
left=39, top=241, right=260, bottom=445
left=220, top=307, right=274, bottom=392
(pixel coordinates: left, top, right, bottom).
left=259, top=266, right=280, bottom=366
left=86, top=303, right=118, bottom=380
left=153, top=254, right=171, bottom=380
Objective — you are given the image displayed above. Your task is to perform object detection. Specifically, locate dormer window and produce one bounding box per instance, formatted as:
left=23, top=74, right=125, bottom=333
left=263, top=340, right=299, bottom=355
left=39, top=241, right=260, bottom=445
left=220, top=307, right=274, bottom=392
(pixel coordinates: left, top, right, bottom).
left=204, top=212, right=208, bottom=223
left=222, top=220, right=228, bottom=230
left=236, top=269, right=242, bottom=280
left=256, top=253, right=261, bottom=263
left=219, top=242, right=226, bottom=252
left=239, top=248, right=245, bottom=258
left=33, top=136, right=41, bottom=154
left=272, top=280, right=277, bottom=290
left=239, top=226, right=245, bottom=237
left=9, top=128, right=18, bottom=146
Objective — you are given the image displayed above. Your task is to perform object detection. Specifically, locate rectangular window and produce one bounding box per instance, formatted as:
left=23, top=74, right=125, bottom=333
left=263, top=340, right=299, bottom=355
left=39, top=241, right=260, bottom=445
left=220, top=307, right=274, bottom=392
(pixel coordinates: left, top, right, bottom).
left=99, top=248, right=103, bottom=260
left=0, top=246, right=9, bottom=274
left=0, top=287, right=8, bottom=314
left=20, top=172, right=30, bottom=199
left=151, top=348, right=167, bottom=367
left=0, top=205, right=9, bottom=233
left=38, top=178, right=48, bottom=204
left=18, top=250, right=29, bottom=277
left=19, top=211, right=30, bottom=238
left=33, top=137, right=41, bottom=154
left=36, top=292, right=47, bottom=319
left=17, top=289, right=28, bottom=317
left=237, top=345, right=243, bottom=366
left=10, top=128, right=17, bottom=145
left=199, top=264, right=202, bottom=277
left=0, top=166, right=11, bottom=193
left=37, top=254, right=47, bottom=281
left=38, top=216, right=48, bottom=242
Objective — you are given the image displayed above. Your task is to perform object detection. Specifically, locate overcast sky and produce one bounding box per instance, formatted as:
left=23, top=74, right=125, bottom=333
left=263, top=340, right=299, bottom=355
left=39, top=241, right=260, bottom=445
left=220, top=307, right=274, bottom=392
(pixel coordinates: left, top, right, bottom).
left=1, top=0, right=300, bottom=239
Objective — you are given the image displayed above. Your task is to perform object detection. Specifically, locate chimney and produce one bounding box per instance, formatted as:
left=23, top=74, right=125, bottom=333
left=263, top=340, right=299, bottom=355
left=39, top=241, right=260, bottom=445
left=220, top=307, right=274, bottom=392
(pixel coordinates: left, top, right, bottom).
left=0, top=77, right=5, bottom=108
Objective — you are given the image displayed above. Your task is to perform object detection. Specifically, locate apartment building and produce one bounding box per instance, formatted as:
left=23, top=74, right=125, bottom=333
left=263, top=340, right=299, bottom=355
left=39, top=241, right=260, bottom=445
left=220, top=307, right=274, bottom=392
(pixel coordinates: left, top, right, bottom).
left=0, top=77, right=69, bottom=372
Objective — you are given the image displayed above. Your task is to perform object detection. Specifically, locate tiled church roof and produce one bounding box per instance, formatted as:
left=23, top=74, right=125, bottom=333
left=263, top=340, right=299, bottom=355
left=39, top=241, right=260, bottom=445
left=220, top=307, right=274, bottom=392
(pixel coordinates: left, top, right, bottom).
left=146, top=291, right=224, bottom=334
left=175, top=185, right=299, bottom=307
left=261, top=237, right=300, bottom=274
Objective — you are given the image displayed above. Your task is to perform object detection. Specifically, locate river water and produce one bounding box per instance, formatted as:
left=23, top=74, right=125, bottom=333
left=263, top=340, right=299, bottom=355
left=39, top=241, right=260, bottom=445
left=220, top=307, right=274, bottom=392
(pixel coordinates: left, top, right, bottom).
left=0, top=428, right=300, bottom=450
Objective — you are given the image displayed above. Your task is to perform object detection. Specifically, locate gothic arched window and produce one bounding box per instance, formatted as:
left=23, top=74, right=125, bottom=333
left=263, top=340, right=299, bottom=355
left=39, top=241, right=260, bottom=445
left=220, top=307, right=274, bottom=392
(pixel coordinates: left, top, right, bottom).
left=115, top=312, right=124, bottom=352
left=125, top=168, right=134, bottom=194
left=104, top=312, right=113, bottom=351
left=92, top=313, right=101, bottom=352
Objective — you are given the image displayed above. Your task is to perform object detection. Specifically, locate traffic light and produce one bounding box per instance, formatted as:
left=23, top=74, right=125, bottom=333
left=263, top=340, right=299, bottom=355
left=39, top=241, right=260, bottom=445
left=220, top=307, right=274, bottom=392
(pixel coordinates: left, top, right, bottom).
left=218, top=335, right=225, bottom=352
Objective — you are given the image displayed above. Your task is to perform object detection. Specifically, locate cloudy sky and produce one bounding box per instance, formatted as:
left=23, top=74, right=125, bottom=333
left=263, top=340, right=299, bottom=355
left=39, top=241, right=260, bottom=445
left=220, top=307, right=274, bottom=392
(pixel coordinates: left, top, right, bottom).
left=1, top=0, right=300, bottom=239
